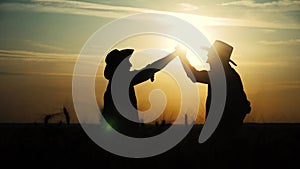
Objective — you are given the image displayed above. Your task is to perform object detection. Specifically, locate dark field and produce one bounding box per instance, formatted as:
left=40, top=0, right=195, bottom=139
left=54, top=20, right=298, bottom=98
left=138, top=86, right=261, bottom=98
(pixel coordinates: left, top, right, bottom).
left=0, top=123, right=299, bottom=169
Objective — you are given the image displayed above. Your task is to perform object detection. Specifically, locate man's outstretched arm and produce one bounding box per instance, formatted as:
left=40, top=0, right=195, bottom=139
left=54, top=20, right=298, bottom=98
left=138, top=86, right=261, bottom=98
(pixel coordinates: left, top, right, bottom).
left=131, top=50, right=178, bottom=85
left=178, top=52, right=209, bottom=84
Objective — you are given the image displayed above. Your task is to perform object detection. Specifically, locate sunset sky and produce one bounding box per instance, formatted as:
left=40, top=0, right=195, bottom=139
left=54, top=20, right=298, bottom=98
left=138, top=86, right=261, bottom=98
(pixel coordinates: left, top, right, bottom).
left=0, top=0, right=299, bottom=123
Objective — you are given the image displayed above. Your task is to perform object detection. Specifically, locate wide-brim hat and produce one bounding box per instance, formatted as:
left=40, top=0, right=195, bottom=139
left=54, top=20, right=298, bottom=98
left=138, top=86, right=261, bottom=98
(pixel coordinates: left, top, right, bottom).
left=202, top=40, right=237, bottom=66
left=104, top=48, right=134, bottom=79
left=105, top=48, right=134, bottom=65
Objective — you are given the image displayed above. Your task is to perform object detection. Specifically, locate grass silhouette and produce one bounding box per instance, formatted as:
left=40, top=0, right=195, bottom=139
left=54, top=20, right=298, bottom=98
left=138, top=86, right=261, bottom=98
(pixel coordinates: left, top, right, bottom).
left=0, top=123, right=299, bottom=168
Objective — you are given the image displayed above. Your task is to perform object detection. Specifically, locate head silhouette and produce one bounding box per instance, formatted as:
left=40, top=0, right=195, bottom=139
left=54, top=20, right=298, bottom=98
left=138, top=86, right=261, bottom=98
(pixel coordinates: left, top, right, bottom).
left=104, top=49, right=134, bottom=80
left=206, top=40, right=237, bottom=68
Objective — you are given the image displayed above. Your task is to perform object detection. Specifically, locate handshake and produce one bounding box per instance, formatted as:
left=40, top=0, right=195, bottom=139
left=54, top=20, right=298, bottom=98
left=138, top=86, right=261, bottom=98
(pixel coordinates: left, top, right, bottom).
left=174, top=45, right=187, bottom=57
left=147, top=45, right=189, bottom=82
left=150, top=44, right=197, bottom=83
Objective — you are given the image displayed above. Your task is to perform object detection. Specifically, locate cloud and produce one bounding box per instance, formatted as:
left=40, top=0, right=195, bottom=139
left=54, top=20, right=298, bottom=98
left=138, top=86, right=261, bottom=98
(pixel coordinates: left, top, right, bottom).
left=259, top=39, right=300, bottom=45
left=177, top=3, right=199, bottom=11
left=174, top=12, right=300, bottom=29
left=0, top=49, right=105, bottom=77
left=0, top=70, right=103, bottom=78
left=0, top=49, right=99, bottom=65
left=239, top=60, right=291, bottom=67
left=0, top=71, right=73, bottom=77
left=220, top=0, right=300, bottom=11
left=260, top=29, right=276, bottom=33
left=0, top=0, right=154, bottom=19
left=264, top=81, right=300, bottom=90
left=30, top=42, right=66, bottom=52
left=0, top=0, right=299, bottom=30
left=0, top=49, right=104, bottom=78
left=0, top=49, right=77, bottom=62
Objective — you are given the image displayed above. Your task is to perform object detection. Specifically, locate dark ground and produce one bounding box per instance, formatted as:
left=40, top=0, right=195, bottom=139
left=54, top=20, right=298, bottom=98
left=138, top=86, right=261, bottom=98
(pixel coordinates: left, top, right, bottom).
left=0, top=123, right=299, bottom=169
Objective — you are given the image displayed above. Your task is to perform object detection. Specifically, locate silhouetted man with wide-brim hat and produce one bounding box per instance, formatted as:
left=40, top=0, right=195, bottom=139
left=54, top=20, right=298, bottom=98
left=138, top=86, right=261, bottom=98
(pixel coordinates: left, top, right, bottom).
left=179, top=40, right=251, bottom=137
left=102, top=47, right=180, bottom=137
left=179, top=40, right=251, bottom=167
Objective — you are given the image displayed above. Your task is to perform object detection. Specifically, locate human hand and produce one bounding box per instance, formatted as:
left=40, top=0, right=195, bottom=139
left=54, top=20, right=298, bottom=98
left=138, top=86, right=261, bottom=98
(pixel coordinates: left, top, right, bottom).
left=174, top=45, right=187, bottom=57
left=150, top=74, right=155, bottom=82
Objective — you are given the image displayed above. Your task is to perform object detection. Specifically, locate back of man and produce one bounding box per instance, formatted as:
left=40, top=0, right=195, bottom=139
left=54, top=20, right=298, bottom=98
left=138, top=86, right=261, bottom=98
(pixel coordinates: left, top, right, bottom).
left=219, top=66, right=251, bottom=132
